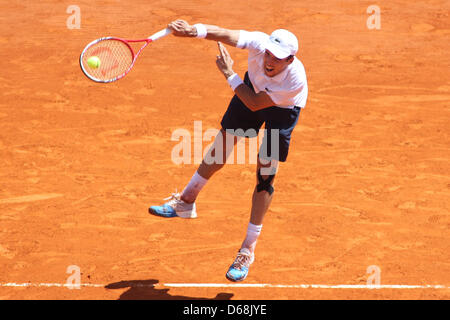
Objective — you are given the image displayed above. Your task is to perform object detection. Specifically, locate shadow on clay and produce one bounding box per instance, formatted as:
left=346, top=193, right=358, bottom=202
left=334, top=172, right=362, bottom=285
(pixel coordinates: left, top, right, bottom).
left=105, top=279, right=234, bottom=300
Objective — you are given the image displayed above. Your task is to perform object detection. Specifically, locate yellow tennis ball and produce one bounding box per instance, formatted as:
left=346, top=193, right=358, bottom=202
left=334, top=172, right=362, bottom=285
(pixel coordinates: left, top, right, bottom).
left=87, top=56, right=101, bottom=69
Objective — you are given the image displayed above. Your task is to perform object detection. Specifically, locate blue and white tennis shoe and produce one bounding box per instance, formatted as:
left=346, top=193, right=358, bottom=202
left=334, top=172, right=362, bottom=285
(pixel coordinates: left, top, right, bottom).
left=226, top=248, right=254, bottom=282
left=148, top=192, right=197, bottom=219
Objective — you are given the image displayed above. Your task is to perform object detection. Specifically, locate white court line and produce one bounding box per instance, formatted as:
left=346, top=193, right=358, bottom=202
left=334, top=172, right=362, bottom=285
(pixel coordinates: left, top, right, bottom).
left=163, top=283, right=449, bottom=289
left=0, top=283, right=104, bottom=288
left=0, top=283, right=448, bottom=289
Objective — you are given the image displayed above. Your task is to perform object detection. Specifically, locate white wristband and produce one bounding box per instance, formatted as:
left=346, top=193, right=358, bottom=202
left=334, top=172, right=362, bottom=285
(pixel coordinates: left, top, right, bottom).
left=227, top=73, right=244, bottom=91
left=193, top=23, right=207, bottom=38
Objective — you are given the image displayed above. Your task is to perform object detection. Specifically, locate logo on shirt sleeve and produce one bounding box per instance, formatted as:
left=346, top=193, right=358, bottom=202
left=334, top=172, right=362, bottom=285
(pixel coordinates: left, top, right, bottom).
left=265, top=87, right=272, bottom=93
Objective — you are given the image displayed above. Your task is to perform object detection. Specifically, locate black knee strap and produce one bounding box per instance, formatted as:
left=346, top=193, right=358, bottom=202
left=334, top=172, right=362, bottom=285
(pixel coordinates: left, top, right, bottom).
left=257, top=169, right=275, bottom=195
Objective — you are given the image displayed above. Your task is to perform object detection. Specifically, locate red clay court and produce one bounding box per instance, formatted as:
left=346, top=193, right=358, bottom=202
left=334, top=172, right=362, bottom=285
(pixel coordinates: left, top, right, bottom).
left=0, top=0, right=449, bottom=299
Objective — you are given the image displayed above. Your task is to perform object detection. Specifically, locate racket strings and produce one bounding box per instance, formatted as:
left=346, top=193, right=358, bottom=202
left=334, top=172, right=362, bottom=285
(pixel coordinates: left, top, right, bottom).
left=81, top=39, right=134, bottom=81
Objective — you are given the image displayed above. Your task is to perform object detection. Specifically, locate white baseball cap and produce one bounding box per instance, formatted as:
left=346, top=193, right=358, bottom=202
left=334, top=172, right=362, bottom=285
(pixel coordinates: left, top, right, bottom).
left=265, top=29, right=299, bottom=59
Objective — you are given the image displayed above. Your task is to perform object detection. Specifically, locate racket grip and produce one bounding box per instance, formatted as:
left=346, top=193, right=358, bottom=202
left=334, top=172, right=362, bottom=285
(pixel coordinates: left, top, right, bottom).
left=148, top=28, right=172, bottom=41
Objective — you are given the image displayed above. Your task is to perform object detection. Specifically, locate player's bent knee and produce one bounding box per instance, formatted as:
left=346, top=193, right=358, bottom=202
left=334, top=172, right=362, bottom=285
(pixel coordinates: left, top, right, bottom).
left=256, top=168, right=275, bottom=195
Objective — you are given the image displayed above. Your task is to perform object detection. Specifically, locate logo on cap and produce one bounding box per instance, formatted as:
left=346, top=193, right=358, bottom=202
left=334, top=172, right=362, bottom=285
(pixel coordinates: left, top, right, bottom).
left=266, top=29, right=299, bottom=59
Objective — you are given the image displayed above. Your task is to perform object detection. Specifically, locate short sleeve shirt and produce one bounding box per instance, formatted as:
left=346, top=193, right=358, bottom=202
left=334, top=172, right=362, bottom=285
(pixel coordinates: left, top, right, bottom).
left=237, top=30, right=308, bottom=109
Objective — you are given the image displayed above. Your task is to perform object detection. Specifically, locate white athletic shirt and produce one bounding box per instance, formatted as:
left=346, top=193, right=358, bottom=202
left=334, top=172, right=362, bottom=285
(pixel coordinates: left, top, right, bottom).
left=236, top=30, right=308, bottom=109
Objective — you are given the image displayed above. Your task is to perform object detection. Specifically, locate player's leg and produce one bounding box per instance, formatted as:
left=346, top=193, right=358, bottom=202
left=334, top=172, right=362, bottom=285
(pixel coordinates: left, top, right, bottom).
left=249, top=156, right=278, bottom=226
left=180, top=129, right=241, bottom=203
left=226, top=106, right=301, bottom=282
left=148, top=128, right=239, bottom=218
left=225, top=155, right=278, bottom=282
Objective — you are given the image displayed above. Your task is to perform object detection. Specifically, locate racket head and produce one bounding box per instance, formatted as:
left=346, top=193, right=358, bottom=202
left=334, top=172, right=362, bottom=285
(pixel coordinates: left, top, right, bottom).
left=79, top=37, right=136, bottom=83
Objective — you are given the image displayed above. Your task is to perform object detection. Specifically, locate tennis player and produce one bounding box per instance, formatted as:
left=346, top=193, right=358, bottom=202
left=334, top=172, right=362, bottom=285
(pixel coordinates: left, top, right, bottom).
left=149, top=20, right=308, bottom=282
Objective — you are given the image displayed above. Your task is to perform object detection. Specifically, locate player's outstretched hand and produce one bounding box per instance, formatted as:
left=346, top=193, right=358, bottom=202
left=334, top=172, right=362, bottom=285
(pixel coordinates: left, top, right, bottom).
left=216, top=42, right=235, bottom=79
left=168, top=19, right=196, bottom=37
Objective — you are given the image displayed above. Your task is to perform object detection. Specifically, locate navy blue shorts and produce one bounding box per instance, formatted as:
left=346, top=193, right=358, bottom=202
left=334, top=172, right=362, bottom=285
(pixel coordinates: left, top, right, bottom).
left=220, top=72, right=301, bottom=162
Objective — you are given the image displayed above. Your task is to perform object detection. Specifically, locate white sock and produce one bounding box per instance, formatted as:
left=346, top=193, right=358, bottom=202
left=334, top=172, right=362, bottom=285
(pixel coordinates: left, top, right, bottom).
left=181, top=171, right=208, bottom=203
left=242, top=223, right=263, bottom=253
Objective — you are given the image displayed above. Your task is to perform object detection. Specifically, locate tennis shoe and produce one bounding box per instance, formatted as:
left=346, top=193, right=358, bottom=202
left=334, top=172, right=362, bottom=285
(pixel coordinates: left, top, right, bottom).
left=148, top=192, right=197, bottom=218
left=226, top=248, right=254, bottom=282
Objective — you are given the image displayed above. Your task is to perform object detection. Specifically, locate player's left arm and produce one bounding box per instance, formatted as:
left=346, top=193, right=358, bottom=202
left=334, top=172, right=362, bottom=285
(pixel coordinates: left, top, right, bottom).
left=216, top=42, right=275, bottom=111
left=233, top=83, right=275, bottom=111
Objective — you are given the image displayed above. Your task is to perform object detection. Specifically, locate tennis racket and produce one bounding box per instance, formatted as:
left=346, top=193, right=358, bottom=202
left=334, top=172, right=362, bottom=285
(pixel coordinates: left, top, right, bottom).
left=79, top=28, right=172, bottom=83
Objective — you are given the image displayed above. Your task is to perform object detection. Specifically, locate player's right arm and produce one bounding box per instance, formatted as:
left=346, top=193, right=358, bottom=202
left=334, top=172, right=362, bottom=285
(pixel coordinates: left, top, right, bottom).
left=168, top=19, right=241, bottom=47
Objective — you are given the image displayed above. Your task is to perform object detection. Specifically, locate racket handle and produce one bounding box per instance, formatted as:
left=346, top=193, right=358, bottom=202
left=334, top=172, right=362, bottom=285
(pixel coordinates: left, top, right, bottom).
left=148, top=28, right=172, bottom=41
